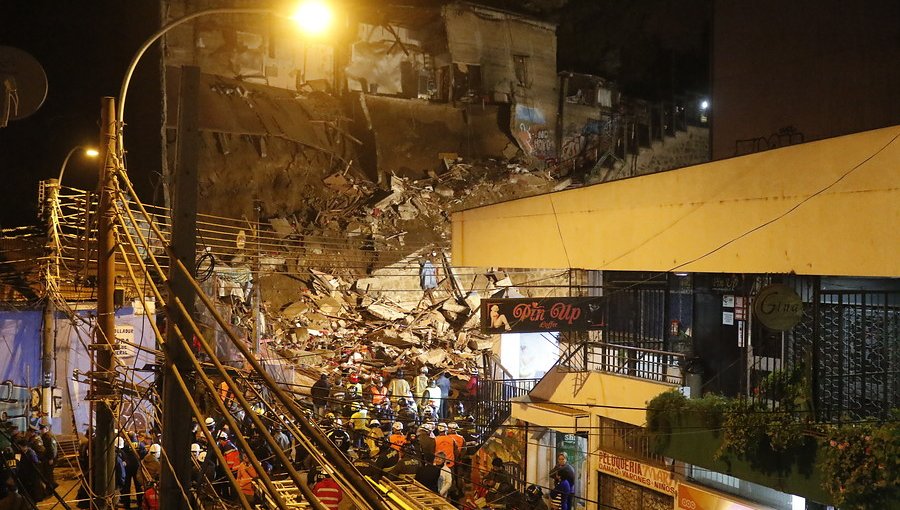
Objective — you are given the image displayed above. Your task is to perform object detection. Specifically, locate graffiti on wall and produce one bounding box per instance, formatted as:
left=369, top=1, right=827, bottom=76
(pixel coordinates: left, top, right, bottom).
left=560, top=117, right=616, bottom=167
left=512, top=104, right=555, bottom=160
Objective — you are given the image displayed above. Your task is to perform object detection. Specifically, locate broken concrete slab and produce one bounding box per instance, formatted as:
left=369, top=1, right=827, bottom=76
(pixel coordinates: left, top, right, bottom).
left=366, top=303, right=408, bottom=321
left=269, top=218, right=294, bottom=238
left=464, top=291, right=481, bottom=311
left=397, top=201, right=419, bottom=221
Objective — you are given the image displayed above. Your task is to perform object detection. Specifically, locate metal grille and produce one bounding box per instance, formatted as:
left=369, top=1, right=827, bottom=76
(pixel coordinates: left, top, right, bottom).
left=813, top=291, right=899, bottom=421
left=558, top=342, right=684, bottom=385
left=597, top=417, right=666, bottom=468
left=605, top=287, right=666, bottom=350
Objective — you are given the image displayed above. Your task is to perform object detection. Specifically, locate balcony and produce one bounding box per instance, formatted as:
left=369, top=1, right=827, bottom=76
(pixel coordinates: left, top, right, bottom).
left=517, top=342, right=685, bottom=427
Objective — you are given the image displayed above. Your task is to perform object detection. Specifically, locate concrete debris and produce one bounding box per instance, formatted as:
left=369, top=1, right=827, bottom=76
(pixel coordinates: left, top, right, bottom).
left=269, top=218, right=294, bottom=238
left=365, top=302, right=408, bottom=321
left=396, top=201, right=419, bottom=221
left=552, top=178, right=573, bottom=191
left=464, top=291, right=481, bottom=312
left=225, top=154, right=567, bottom=380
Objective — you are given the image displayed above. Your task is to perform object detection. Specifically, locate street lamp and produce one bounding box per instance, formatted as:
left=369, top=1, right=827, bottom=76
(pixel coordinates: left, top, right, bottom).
left=57, top=145, right=99, bottom=183
left=100, top=4, right=337, bottom=510
left=117, top=1, right=335, bottom=133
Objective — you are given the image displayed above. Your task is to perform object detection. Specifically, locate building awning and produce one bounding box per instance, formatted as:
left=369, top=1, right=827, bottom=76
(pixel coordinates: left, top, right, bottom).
left=511, top=395, right=590, bottom=431
left=451, top=125, right=900, bottom=277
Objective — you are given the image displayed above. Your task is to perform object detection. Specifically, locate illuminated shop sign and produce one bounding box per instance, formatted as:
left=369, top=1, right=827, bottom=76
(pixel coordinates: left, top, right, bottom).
left=481, top=297, right=607, bottom=334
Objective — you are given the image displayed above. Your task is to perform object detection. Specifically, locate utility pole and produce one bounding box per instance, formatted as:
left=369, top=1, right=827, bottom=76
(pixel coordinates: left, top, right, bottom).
left=161, top=65, right=200, bottom=510
left=41, top=179, right=59, bottom=422
left=252, top=199, right=262, bottom=354
left=92, top=96, right=117, bottom=510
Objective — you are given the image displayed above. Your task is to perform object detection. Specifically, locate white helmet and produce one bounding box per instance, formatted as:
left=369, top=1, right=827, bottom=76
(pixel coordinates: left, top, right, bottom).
left=369, top=419, right=380, bottom=427
left=190, top=443, right=201, bottom=455
left=448, top=422, right=459, bottom=430
left=437, top=422, right=448, bottom=433
left=204, top=417, right=215, bottom=427
left=420, top=367, right=429, bottom=374
left=392, top=422, right=403, bottom=431
left=197, top=451, right=207, bottom=463
left=149, top=443, right=162, bottom=459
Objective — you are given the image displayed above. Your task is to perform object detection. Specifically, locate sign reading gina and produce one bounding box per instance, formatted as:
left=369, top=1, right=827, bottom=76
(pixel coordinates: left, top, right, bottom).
left=753, top=284, right=803, bottom=331
left=481, top=297, right=606, bottom=334
left=597, top=450, right=676, bottom=495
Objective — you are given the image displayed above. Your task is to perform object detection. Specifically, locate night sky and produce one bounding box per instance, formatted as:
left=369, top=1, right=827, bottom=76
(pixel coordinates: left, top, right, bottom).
left=0, top=0, right=162, bottom=227
left=0, top=0, right=708, bottom=227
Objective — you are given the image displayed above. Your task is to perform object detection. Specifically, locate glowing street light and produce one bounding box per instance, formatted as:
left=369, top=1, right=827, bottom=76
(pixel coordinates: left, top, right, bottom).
left=57, top=145, right=99, bottom=184
left=291, top=0, right=334, bottom=36
left=118, top=2, right=335, bottom=135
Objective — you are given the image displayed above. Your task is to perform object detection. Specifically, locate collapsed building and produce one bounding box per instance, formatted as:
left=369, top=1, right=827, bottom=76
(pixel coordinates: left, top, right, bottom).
left=0, top=0, right=709, bottom=454
left=156, top=0, right=709, bottom=381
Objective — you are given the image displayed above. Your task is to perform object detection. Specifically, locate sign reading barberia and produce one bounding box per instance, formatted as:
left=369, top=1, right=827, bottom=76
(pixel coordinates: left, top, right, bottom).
left=597, top=451, right=677, bottom=495
left=480, top=297, right=606, bottom=334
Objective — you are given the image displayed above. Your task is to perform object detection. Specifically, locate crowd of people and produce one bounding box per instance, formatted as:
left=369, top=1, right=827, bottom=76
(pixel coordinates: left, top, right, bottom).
left=1, top=363, right=575, bottom=510
left=0, top=421, right=59, bottom=507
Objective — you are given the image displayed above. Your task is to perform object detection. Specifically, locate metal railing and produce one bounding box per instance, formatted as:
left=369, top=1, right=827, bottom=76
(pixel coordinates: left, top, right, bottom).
left=472, top=376, right=540, bottom=443
left=558, top=342, right=685, bottom=385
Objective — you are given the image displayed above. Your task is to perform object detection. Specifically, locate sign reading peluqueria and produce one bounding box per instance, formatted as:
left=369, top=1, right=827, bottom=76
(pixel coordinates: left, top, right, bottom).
left=597, top=450, right=676, bottom=495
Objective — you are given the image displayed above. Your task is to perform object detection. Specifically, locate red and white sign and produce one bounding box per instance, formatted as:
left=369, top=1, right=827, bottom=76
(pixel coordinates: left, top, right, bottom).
left=596, top=451, right=676, bottom=495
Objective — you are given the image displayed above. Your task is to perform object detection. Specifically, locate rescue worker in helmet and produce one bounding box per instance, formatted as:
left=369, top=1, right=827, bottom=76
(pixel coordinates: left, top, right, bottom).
left=326, top=420, right=352, bottom=455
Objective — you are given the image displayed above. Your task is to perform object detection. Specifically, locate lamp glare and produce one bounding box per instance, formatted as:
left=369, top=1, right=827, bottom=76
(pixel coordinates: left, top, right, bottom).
left=84, top=148, right=100, bottom=157
left=292, top=1, right=333, bottom=36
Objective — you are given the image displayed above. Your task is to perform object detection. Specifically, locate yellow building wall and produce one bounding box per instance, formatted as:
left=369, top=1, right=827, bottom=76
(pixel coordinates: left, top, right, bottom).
left=529, top=367, right=677, bottom=426
left=452, top=125, right=900, bottom=277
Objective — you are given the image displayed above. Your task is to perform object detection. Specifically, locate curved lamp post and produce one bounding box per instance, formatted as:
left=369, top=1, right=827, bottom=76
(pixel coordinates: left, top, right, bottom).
left=117, top=1, right=334, bottom=139
left=57, top=145, right=99, bottom=184
left=102, top=3, right=337, bottom=510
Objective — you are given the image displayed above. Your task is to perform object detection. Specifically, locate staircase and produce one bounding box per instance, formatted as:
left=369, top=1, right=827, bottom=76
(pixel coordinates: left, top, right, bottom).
left=471, top=353, right=539, bottom=445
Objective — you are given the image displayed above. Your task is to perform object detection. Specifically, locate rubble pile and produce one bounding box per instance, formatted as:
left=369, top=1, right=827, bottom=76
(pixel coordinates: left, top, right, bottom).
left=212, top=157, right=565, bottom=382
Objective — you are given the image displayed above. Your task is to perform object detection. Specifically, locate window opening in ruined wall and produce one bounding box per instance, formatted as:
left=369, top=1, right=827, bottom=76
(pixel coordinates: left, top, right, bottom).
left=514, top=54, right=530, bottom=88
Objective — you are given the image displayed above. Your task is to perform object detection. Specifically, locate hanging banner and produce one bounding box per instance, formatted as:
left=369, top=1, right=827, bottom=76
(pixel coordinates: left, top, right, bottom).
left=481, top=297, right=606, bottom=334
left=597, top=450, right=676, bottom=495
left=114, top=323, right=136, bottom=361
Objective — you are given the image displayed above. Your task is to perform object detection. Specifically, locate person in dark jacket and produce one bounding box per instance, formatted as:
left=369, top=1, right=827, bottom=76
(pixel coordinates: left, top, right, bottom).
left=414, top=452, right=443, bottom=493
left=13, top=434, right=45, bottom=503
left=415, top=427, right=435, bottom=464
left=38, top=423, right=58, bottom=492
left=550, top=452, right=576, bottom=509
left=311, top=374, right=331, bottom=417
left=121, top=436, right=142, bottom=509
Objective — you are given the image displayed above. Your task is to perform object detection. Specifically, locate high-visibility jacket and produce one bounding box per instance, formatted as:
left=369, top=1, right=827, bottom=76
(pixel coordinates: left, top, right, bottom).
left=235, top=462, right=257, bottom=496
left=434, top=435, right=458, bottom=467
left=388, top=433, right=407, bottom=452
left=449, top=433, right=465, bottom=456
left=369, top=385, right=388, bottom=405
left=221, top=442, right=240, bottom=471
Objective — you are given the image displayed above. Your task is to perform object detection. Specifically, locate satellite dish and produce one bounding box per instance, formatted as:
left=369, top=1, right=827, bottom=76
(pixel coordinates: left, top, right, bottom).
left=0, top=46, right=48, bottom=127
